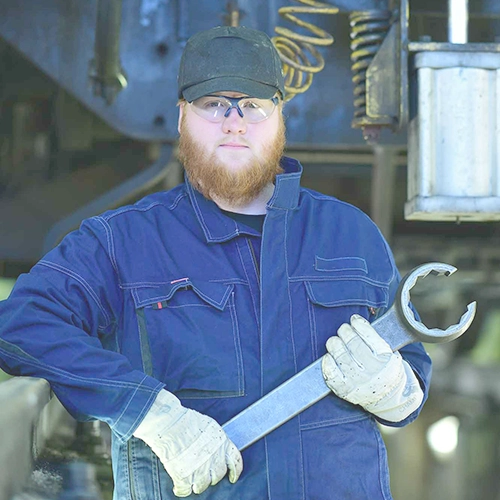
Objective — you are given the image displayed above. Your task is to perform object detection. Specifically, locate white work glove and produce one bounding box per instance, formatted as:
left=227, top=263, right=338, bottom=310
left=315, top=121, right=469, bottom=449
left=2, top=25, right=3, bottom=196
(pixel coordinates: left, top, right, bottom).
left=133, top=390, right=242, bottom=497
left=322, top=314, right=424, bottom=422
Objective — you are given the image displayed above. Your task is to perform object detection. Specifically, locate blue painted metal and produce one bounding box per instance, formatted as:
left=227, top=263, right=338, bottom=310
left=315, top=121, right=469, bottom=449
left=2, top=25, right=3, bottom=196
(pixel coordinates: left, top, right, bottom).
left=0, top=0, right=406, bottom=146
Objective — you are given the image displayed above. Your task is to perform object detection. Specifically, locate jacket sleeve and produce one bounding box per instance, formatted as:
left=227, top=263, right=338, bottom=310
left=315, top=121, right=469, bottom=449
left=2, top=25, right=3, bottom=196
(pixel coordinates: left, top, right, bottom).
left=0, top=217, right=164, bottom=442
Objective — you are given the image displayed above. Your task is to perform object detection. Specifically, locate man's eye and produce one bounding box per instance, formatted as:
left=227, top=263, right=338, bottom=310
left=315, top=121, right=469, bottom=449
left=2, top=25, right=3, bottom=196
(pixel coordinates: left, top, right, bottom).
left=204, top=99, right=226, bottom=109
left=200, top=99, right=226, bottom=109
left=241, top=100, right=260, bottom=110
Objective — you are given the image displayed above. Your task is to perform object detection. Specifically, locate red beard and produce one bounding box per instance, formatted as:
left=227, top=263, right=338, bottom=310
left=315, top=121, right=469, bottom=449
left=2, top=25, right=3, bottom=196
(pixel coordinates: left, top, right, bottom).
left=178, top=114, right=286, bottom=207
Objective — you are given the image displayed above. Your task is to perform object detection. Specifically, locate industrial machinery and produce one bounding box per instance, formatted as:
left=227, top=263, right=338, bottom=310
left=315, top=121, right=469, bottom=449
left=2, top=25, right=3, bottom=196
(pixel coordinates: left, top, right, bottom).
left=0, top=0, right=499, bottom=260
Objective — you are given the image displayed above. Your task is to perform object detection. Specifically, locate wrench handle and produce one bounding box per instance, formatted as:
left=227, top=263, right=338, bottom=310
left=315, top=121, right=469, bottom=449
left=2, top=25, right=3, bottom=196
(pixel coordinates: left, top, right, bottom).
left=371, top=306, right=416, bottom=352
left=223, top=310, right=411, bottom=451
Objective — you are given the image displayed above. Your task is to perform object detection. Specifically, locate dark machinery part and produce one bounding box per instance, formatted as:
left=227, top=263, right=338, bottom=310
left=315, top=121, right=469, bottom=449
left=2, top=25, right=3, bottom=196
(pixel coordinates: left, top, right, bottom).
left=350, top=10, right=392, bottom=143
left=88, top=0, right=128, bottom=105
left=222, top=1, right=244, bottom=27
left=350, top=10, right=392, bottom=120
left=349, top=0, right=410, bottom=144
left=272, top=0, right=339, bottom=102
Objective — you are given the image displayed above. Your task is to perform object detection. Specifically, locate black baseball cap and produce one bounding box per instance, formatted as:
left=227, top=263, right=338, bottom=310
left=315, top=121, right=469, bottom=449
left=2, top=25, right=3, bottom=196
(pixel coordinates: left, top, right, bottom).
left=178, top=26, right=285, bottom=102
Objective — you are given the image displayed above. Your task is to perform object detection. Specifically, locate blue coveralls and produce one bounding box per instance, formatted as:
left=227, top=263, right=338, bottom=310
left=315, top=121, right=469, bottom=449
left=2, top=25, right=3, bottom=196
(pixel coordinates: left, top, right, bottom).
left=0, top=157, right=432, bottom=499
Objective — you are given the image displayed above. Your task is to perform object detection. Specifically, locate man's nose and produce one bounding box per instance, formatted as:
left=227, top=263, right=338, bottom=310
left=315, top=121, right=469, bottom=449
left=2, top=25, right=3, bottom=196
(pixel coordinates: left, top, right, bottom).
left=222, top=107, right=247, bottom=134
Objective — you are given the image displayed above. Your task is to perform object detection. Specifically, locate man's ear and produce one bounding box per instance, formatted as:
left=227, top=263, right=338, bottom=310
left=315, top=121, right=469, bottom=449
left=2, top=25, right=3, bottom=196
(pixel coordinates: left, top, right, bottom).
left=178, top=103, right=185, bottom=134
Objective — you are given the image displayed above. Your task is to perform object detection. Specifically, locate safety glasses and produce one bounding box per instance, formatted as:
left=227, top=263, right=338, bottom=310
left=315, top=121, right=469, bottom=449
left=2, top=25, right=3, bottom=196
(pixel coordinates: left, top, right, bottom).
left=189, top=95, right=279, bottom=123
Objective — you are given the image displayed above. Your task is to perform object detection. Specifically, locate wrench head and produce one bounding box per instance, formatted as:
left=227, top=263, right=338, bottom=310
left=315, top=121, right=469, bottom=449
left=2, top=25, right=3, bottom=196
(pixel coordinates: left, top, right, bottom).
left=397, top=262, right=477, bottom=344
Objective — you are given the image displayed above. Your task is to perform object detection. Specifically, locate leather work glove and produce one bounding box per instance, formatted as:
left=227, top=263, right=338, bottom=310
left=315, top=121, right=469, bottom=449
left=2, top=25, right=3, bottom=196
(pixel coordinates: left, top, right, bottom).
left=133, top=389, right=243, bottom=497
left=322, top=314, right=424, bottom=422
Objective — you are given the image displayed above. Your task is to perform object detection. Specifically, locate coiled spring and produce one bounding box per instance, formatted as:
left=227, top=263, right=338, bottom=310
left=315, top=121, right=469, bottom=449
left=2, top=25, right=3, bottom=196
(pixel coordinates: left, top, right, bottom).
left=349, top=10, right=392, bottom=121
left=272, top=0, right=339, bottom=102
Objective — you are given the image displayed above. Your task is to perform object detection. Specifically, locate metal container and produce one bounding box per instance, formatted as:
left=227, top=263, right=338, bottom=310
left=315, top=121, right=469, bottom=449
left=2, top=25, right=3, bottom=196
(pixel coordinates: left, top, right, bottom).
left=406, top=51, right=500, bottom=221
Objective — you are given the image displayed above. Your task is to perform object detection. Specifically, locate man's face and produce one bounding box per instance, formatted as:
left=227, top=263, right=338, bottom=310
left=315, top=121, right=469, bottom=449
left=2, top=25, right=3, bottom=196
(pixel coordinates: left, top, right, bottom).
left=177, top=91, right=286, bottom=207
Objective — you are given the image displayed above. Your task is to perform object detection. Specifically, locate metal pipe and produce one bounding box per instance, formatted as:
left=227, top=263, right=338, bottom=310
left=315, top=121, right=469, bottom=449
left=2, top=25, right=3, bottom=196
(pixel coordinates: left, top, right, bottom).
left=448, top=0, right=468, bottom=44
left=89, top=0, right=128, bottom=105
left=370, top=146, right=397, bottom=244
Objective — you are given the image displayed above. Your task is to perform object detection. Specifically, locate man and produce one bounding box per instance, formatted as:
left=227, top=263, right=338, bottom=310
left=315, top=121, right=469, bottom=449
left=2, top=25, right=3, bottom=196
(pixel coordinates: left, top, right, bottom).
left=0, top=26, right=431, bottom=499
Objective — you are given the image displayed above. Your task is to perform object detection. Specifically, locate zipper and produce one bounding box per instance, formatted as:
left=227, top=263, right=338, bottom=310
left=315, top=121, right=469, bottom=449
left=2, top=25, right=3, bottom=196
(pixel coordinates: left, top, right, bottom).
left=247, top=237, right=260, bottom=285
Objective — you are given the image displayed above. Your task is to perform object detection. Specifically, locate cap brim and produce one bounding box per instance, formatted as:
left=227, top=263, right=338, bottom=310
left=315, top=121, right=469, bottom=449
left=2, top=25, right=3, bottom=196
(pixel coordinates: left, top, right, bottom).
left=182, top=76, right=279, bottom=101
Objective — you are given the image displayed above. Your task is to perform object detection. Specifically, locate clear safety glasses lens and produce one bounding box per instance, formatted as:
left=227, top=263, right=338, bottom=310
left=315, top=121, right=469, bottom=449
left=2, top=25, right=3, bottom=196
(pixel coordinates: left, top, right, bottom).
left=190, top=95, right=278, bottom=123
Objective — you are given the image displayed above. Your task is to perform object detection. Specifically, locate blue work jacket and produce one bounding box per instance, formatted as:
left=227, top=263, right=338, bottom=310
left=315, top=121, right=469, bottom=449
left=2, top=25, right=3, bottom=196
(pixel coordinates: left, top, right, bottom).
left=0, top=157, right=431, bottom=499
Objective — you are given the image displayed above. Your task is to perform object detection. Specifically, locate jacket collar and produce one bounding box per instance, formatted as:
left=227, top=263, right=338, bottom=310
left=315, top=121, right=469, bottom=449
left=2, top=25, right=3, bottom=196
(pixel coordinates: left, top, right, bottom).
left=186, top=156, right=303, bottom=243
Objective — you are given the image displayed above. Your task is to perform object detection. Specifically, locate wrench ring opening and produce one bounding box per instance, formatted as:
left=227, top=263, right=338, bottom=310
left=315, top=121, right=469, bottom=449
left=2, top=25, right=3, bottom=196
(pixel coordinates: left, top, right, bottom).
left=397, top=262, right=477, bottom=344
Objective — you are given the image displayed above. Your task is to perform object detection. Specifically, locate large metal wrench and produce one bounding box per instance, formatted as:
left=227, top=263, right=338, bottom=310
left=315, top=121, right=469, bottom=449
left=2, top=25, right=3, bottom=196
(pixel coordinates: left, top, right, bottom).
left=223, top=262, right=477, bottom=450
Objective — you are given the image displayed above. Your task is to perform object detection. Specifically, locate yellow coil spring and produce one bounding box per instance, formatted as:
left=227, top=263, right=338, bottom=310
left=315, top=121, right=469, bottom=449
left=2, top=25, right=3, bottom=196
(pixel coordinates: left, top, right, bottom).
left=272, top=0, right=339, bottom=102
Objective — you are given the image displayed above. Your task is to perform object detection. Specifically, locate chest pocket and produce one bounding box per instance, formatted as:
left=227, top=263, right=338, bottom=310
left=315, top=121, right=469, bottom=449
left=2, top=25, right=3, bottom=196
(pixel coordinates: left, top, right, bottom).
left=304, top=278, right=389, bottom=358
left=131, top=279, right=244, bottom=399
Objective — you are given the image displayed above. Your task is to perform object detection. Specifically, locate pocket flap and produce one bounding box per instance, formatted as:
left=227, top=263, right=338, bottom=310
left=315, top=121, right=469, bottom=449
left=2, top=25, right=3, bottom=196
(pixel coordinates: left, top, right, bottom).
left=131, top=279, right=234, bottom=311
left=305, top=279, right=388, bottom=308
left=315, top=256, right=367, bottom=274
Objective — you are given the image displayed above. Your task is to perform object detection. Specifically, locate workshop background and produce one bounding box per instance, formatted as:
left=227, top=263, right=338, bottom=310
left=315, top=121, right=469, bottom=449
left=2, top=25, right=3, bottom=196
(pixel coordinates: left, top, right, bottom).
left=1, top=1, right=500, bottom=499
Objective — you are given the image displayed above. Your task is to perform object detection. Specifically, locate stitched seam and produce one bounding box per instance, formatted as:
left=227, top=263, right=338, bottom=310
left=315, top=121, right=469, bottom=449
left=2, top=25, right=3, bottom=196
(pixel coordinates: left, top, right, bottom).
left=173, top=392, right=245, bottom=400
left=116, top=382, right=164, bottom=441
left=236, top=241, right=259, bottom=330
left=103, top=201, right=164, bottom=221
left=299, top=413, right=369, bottom=430
left=0, top=346, right=158, bottom=391
left=191, top=193, right=240, bottom=241
left=229, top=298, right=245, bottom=396
left=245, top=239, right=260, bottom=286
left=187, top=182, right=213, bottom=241
left=284, top=210, right=297, bottom=374
left=38, top=260, right=111, bottom=327
left=208, top=278, right=248, bottom=285
left=126, top=439, right=136, bottom=499
left=113, top=376, right=162, bottom=434
left=131, top=285, right=234, bottom=309
left=284, top=210, right=304, bottom=499
left=307, top=298, right=318, bottom=359
left=315, top=256, right=368, bottom=273
left=151, top=444, right=161, bottom=500
left=290, top=275, right=391, bottom=287
left=195, top=284, right=232, bottom=309
left=120, top=279, right=248, bottom=288
left=148, top=303, right=212, bottom=309
left=315, top=266, right=368, bottom=272
left=187, top=182, right=240, bottom=242
left=269, top=176, right=282, bottom=206
left=304, top=278, right=388, bottom=308
left=310, top=299, right=387, bottom=307
left=168, top=191, right=187, bottom=210
left=93, top=216, right=119, bottom=274
left=373, top=420, right=392, bottom=499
